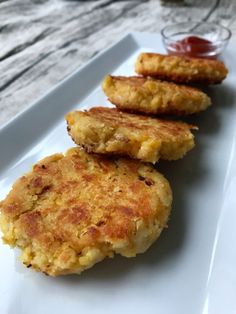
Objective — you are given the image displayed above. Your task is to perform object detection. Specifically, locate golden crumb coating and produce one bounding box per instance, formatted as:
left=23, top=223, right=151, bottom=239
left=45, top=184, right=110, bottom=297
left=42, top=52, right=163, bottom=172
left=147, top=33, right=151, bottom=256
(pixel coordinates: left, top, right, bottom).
left=102, top=75, right=211, bottom=115
left=0, top=148, right=172, bottom=276
left=135, top=53, right=228, bottom=84
left=66, top=107, right=197, bottom=163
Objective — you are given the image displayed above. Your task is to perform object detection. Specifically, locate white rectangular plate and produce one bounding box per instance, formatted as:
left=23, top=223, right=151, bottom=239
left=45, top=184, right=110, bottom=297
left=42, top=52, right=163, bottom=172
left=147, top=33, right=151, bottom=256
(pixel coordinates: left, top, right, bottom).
left=0, top=32, right=236, bottom=314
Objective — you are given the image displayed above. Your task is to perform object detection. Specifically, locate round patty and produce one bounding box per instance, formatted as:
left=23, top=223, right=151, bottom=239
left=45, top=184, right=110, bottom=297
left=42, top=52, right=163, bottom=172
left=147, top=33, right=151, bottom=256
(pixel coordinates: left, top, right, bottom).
left=102, top=75, right=211, bottom=115
left=0, top=148, right=172, bottom=276
left=135, top=53, right=228, bottom=84
left=66, top=107, right=197, bottom=163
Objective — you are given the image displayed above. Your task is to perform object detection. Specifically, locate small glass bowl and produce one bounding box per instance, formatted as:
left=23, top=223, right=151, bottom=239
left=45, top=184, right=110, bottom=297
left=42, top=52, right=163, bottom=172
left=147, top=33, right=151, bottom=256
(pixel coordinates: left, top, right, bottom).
left=161, top=21, right=231, bottom=58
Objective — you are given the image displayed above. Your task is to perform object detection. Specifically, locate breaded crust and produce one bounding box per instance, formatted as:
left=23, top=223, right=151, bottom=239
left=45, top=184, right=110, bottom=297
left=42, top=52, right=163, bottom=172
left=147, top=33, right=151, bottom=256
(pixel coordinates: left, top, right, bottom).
left=135, top=53, right=228, bottom=84
left=0, top=148, right=172, bottom=276
left=66, top=107, right=197, bottom=163
left=102, top=75, right=211, bottom=115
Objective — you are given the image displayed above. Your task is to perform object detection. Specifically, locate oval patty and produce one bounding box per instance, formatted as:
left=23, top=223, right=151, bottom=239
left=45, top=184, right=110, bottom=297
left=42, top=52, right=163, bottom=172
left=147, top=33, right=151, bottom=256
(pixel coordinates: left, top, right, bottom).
left=135, top=53, right=228, bottom=84
left=66, top=107, right=197, bottom=163
left=0, top=148, right=172, bottom=276
left=102, top=75, right=211, bottom=115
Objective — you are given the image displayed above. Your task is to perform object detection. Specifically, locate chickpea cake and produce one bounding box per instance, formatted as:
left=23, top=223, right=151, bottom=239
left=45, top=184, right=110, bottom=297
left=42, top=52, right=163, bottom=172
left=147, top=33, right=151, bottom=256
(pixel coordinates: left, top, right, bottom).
left=0, top=148, right=172, bottom=276
left=102, top=75, right=211, bottom=115
left=66, top=107, right=197, bottom=163
left=135, top=53, right=228, bottom=84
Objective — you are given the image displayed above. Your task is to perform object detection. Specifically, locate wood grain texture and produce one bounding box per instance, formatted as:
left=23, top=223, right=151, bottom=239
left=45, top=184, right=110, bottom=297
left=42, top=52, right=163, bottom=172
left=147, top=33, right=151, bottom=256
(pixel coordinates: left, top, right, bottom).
left=0, top=0, right=235, bottom=125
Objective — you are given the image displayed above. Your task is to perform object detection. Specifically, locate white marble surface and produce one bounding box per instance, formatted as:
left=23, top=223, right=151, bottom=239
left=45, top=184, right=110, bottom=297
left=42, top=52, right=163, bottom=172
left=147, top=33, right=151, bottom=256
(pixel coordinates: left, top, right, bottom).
left=0, top=0, right=236, bottom=125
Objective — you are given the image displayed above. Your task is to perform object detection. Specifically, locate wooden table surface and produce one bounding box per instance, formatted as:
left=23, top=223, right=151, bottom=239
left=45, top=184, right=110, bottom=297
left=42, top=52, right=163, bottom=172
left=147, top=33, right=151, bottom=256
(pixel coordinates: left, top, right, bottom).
left=1, top=0, right=236, bottom=125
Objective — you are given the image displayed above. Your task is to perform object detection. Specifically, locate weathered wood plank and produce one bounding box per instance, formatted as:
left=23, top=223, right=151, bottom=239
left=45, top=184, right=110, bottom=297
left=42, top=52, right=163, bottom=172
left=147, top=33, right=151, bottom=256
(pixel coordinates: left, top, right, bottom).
left=0, top=0, right=235, bottom=125
left=0, top=0, right=142, bottom=123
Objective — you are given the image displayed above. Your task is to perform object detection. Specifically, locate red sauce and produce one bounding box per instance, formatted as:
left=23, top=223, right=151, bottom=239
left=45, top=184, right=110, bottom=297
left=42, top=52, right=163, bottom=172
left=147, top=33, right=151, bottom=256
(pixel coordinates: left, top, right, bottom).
left=167, top=36, right=217, bottom=59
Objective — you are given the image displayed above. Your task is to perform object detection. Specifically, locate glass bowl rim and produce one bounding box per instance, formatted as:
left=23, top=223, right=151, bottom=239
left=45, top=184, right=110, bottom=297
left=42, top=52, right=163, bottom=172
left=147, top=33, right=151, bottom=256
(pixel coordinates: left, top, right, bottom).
left=161, top=21, right=232, bottom=45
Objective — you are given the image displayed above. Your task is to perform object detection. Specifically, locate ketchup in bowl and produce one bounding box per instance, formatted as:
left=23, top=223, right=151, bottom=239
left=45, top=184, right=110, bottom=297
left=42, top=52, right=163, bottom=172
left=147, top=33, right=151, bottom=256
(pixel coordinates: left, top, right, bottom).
left=162, top=22, right=231, bottom=59
left=167, top=36, right=217, bottom=59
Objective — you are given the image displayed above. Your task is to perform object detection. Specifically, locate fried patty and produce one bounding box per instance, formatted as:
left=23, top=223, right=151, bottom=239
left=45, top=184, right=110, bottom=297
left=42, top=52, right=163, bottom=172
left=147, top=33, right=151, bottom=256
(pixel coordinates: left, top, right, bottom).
left=102, top=75, right=211, bottom=115
left=66, top=107, right=196, bottom=163
left=0, top=148, right=172, bottom=276
left=135, top=53, right=228, bottom=84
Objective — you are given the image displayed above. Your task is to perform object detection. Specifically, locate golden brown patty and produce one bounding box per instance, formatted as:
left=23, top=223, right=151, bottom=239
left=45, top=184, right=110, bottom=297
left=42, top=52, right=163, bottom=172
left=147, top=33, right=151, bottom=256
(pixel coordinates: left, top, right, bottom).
left=102, top=75, right=211, bottom=115
left=135, top=53, right=228, bottom=84
left=0, top=148, right=172, bottom=276
left=66, top=107, right=196, bottom=163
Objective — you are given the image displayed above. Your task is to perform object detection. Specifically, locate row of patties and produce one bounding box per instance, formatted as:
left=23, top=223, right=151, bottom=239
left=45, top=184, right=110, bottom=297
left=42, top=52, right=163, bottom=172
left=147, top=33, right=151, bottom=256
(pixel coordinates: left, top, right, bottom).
left=66, top=53, right=228, bottom=163
left=0, top=52, right=228, bottom=276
